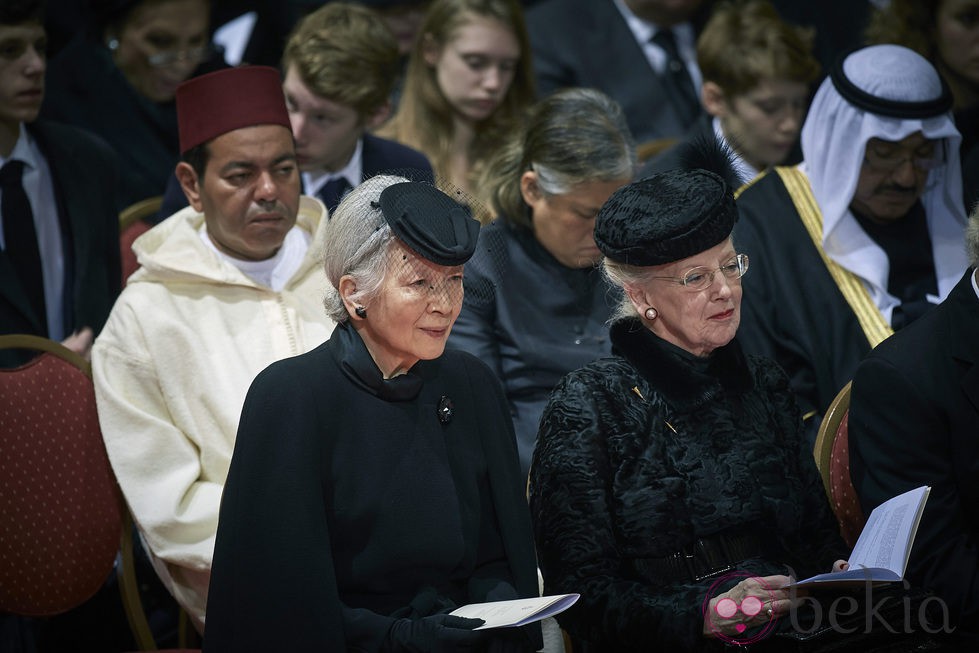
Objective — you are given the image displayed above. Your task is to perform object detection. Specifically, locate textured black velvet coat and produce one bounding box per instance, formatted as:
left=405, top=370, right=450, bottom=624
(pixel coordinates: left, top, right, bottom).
left=529, top=318, right=845, bottom=651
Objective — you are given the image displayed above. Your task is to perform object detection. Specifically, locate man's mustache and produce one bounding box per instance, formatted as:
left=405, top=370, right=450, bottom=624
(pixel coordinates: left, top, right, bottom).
left=878, top=183, right=918, bottom=195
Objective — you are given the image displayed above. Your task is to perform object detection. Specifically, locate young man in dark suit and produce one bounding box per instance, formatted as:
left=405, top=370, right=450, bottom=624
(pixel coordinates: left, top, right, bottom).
left=158, top=2, right=433, bottom=219
left=0, top=0, right=120, bottom=367
left=281, top=1, right=433, bottom=213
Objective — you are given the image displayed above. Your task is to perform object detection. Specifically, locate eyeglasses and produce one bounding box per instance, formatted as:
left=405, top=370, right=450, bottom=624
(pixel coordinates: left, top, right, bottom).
left=863, top=141, right=943, bottom=173
left=648, top=254, right=749, bottom=291
left=147, top=43, right=222, bottom=68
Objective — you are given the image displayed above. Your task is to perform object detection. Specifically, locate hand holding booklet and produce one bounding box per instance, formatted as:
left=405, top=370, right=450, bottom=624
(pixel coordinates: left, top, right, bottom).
left=449, top=593, right=579, bottom=630
left=790, top=485, right=930, bottom=588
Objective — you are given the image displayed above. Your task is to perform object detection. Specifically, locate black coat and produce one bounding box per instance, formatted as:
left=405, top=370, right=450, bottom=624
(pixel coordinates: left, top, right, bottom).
left=0, top=120, right=121, bottom=366
left=205, top=323, right=542, bottom=652
left=850, top=270, right=979, bottom=639
left=530, top=319, right=845, bottom=651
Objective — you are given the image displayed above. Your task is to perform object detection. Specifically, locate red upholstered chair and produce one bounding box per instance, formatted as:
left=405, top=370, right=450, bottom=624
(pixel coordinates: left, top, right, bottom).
left=0, top=334, right=198, bottom=652
left=0, top=334, right=121, bottom=618
left=813, top=381, right=866, bottom=548
left=119, top=196, right=161, bottom=286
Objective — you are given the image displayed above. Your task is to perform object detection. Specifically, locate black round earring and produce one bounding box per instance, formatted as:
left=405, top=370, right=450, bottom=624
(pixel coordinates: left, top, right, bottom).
left=355, top=306, right=367, bottom=318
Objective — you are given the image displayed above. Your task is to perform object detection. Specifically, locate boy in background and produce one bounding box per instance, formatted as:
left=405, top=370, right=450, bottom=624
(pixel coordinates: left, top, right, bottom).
left=281, top=1, right=433, bottom=212
left=642, top=0, right=820, bottom=185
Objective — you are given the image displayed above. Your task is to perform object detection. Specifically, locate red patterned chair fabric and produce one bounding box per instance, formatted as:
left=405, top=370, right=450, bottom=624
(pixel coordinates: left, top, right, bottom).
left=118, top=195, right=161, bottom=287
left=0, top=335, right=202, bottom=651
left=0, top=335, right=122, bottom=615
left=120, top=218, right=152, bottom=285
left=813, top=381, right=866, bottom=549
left=827, top=416, right=865, bottom=548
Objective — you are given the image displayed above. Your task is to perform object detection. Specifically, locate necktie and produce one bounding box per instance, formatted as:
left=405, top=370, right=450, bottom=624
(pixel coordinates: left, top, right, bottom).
left=651, top=29, right=701, bottom=117
left=318, top=177, right=352, bottom=215
left=1, top=160, right=46, bottom=330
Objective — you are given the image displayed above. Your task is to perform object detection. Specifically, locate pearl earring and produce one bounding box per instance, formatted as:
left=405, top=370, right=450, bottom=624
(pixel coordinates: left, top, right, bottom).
left=644, top=307, right=658, bottom=320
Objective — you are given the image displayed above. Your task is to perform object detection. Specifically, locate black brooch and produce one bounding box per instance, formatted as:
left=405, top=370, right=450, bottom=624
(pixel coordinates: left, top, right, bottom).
left=437, top=395, right=454, bottom=424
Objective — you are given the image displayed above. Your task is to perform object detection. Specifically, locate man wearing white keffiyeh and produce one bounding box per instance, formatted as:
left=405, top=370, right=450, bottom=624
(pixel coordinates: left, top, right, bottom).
left=733, top=44, right=969, bottom=443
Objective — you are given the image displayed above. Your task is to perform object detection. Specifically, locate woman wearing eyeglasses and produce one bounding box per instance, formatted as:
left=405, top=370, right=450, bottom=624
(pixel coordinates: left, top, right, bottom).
left=41, top=0, right=223, bottom=210
left=528, top=143, right=850, bottom=651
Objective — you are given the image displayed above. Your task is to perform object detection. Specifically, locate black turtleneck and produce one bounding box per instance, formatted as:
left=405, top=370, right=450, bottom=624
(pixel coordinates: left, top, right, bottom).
left=332, top=321, right=424, bottom=401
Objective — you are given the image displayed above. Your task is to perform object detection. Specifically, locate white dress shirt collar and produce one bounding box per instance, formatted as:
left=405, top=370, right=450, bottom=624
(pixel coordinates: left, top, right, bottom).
left=302, top=137, right=363, bottom=199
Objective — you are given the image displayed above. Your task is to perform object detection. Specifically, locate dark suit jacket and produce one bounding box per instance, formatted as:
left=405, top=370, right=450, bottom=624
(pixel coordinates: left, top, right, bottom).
left=157, top=132, right=434, bottom=220
left=360, top=131, right=433, bottom=184
left=850, top=270, right=979, bottom=637
left=0, top=120, right=121, bottom=366
left=527, top=0, right=708, bottom=143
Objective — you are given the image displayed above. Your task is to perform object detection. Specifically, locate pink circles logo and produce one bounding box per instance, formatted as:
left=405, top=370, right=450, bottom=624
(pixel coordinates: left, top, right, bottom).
left=702, top=571, right=779, bottom=645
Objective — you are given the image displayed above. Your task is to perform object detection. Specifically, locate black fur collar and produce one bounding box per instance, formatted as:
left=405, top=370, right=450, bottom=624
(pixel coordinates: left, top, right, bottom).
left=610, top=317, right=753, bottom=411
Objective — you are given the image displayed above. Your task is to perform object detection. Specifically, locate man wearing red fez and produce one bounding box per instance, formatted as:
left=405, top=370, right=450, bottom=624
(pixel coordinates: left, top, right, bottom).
left=91, top=65, right=336, bottom=633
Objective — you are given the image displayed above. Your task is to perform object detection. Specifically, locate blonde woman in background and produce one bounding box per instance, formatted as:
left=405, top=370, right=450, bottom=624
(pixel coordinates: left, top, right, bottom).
left=378, top=0, right=536, bottom=212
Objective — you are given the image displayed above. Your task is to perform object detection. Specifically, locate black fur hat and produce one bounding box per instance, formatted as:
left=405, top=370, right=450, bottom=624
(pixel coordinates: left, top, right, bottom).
left=594, top=137, right=741, bottom=266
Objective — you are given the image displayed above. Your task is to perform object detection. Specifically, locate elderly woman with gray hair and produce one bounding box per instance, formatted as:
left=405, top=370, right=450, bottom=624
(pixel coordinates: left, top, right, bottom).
left=448, top=87, right=636, bottom=476
left=205, top=176, right=541, bottom=652
left=529, top=145, right=853, bottom=652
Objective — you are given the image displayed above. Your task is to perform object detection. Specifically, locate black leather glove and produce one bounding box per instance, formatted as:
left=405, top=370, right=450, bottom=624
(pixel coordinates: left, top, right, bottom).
left=386, top=614, right=486, bottom=652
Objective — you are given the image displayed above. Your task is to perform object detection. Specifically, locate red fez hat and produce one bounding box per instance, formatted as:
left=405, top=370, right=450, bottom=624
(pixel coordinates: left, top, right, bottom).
left=176, top=66, right=291, bottom=153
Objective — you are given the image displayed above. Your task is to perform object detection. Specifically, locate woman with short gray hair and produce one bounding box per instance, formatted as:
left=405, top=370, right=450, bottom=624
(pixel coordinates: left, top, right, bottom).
left=448, top=87, right=636, bottom=477
left=321, top=175, right=402, bottom=323
left=206, top=177, right=541, bottom=651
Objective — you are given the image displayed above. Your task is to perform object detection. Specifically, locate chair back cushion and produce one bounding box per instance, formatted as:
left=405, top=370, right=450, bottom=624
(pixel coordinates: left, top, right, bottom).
left=827, top=412, right=865, bottom=548
left=120, top=218, right=152, bottom=286
left=0, top=351, right=124, bottom=615
left=118, top=195, right=161, bottom=286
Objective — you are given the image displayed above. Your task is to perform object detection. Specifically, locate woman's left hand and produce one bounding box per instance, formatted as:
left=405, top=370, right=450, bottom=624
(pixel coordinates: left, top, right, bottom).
left=703, top=574, right=800, bottom=638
